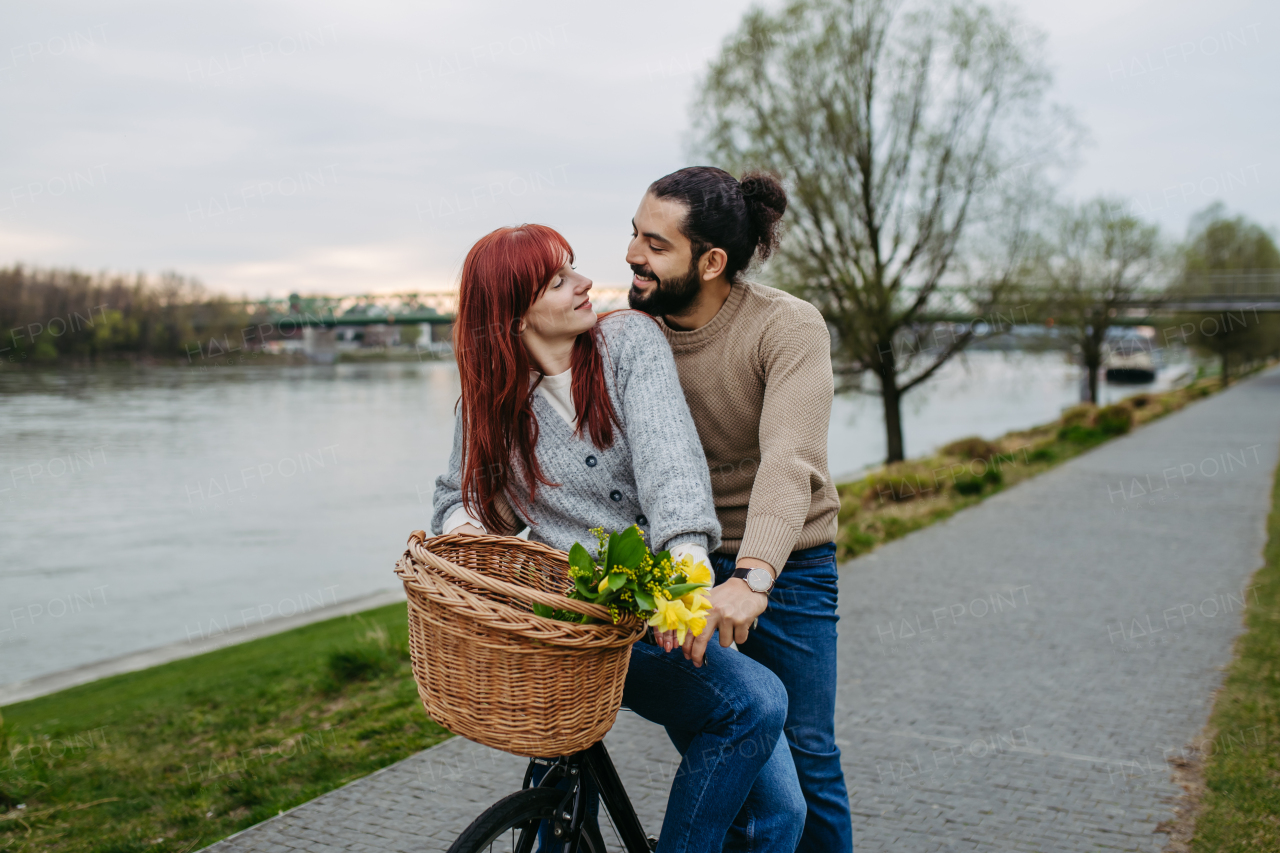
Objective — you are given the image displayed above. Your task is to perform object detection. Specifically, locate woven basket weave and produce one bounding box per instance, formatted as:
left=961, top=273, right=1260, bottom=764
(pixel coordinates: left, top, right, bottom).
left=394, top=530, right=645, bottom=757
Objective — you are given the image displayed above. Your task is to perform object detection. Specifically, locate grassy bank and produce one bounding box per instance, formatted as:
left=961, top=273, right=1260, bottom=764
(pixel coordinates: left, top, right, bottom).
left=1185, top=441, right=1280, bottom=851
left=833, top=376, right=1230, bottom=561
left=0, top=605, right=446, bottom=853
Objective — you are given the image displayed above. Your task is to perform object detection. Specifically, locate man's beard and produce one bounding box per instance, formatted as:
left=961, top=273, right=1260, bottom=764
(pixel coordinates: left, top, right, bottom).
left=627, top=261, right=702, bottom=317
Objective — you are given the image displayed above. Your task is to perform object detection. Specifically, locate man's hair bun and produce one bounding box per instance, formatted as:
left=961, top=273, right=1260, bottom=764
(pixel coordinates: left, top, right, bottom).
left=739, top=171, right=787, bottom=260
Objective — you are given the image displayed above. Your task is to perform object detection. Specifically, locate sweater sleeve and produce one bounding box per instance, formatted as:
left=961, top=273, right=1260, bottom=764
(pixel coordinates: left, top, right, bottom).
left=737, top=301, right=834, bottom=572
left=431, top=407, right=520, bottom=537
left=605, top=314, right=722, bottom=554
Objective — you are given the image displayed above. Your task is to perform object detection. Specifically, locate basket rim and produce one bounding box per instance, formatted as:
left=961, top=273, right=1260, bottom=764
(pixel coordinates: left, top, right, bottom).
left=394, top=532, right=645, bottom=649
left=408, top=531, right=615, bottom=622
left=399, top=560, right=643, bottom=650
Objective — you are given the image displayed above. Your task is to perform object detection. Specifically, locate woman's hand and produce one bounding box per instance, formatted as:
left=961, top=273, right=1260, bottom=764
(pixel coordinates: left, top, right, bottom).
left=451, top=523, right=485, bottom=536
left=654, top=628, right=681, bottom=652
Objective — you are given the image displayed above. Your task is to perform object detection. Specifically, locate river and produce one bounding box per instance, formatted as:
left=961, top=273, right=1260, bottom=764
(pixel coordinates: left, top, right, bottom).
left=0, top=350, right=1185, bottom=686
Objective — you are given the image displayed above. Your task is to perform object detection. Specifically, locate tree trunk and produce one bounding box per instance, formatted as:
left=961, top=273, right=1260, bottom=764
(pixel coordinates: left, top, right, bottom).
left=882, top=379, right=904, bottom=463
left=1082, top=341, right=1102, bottom=404
left=877, top=341, right=905, bottom=462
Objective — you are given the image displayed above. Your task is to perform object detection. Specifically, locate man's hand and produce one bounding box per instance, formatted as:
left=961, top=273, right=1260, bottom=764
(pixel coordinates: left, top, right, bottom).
left=682, top=559, right=774, bottom=666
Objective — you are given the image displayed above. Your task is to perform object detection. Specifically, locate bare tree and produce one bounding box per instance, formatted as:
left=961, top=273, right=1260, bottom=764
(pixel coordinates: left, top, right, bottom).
left=1033, top=198, right=1162, bottom=403
left=692, top=0, right=1076, bottom=462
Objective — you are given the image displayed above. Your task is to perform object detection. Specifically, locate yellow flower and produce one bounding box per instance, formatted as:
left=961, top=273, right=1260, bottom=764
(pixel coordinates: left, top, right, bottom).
left=683, top=558, right=712, bottom=588
left=647, top=591, right=713, bottom=644
left=681, top=592, right=712, bottom=639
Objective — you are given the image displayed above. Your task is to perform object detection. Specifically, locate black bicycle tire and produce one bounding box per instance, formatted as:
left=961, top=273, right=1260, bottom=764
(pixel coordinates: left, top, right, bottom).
left=447, top=786, right=606, bottom=853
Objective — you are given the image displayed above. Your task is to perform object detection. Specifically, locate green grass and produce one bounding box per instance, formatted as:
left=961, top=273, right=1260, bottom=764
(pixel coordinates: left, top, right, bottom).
left=1190, top=442, right=1280, bottom=851
left=0, top=605, right=448, bottom=853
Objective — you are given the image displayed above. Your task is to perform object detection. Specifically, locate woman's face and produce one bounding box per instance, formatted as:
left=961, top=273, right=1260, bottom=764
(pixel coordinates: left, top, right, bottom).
left=521, top=257, right=596, bottom=341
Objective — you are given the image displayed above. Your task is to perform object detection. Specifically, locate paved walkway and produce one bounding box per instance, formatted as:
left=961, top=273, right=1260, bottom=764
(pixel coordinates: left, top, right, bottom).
left=210, top=368, right=1280, bottom=853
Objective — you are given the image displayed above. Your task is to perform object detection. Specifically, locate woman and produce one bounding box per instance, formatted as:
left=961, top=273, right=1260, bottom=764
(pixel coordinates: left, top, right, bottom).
left=431, top=224, right=805, bottom=852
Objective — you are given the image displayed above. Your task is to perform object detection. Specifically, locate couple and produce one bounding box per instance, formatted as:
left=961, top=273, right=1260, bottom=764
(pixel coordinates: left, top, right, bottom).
left=431, top=167, right=850, bottom=853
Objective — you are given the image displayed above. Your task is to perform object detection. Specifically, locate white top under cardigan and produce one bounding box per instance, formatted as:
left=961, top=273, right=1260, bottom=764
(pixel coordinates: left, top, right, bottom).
left=441, top=368, right=709, bottom=566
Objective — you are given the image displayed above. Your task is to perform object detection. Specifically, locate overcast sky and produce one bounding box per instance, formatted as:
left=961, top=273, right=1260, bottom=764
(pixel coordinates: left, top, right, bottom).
left=1, top=0, right=1275, bottom=296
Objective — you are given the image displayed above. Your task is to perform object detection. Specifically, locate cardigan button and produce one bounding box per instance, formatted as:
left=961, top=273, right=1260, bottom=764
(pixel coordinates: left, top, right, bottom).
left=585, top=455, right=598, bottom=467
left=609, top=490, right=623, bottom=502
left=636, top=514, right=648, bottom=526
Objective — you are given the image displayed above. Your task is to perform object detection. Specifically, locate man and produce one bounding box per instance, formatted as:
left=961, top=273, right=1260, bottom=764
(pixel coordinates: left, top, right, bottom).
left=627, top=166, right=852, bottom=853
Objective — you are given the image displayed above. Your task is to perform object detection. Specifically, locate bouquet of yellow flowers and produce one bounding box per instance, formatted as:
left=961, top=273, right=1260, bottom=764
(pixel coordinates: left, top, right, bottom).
left=531, top=525, right=714, bottom=643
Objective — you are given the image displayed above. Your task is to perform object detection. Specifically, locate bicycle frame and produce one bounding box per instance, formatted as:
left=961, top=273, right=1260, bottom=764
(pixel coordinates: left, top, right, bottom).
left=524, top=741, right=653, bottom=852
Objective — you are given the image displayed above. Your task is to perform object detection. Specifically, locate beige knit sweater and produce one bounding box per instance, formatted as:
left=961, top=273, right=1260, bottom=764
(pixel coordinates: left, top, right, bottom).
left=659, top=281, right=840, bottom=572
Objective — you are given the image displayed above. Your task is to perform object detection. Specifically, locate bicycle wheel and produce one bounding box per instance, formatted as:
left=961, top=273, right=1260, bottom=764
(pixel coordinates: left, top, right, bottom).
left=447, top=786, right=606, bottom=853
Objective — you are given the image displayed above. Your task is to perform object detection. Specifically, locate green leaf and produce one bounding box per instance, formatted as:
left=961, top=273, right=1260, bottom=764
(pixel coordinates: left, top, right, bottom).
left=531, top=602, right=553, bottom=618
left=663, top=582, right=708, bottom=599
left=607, top=526, right=646, bottom=571
left=634, top=590, right=655, bottom=611
left=574, top=575, right=598, bottom=598
left=605, top=572, right=627, bottom=593
left=569, top=542, right=597, bottom=576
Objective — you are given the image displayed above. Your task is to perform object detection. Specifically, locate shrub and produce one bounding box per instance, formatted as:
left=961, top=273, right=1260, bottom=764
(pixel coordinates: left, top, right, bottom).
left=940, top=436, right=998, bottom=461
left=326, top=647, right=397, bottom=684
left=1057, top=424, right=1106, bottom=447
left=1094, top=404, right=1133, bottom=436
left=839, top=527, right=877, bottom=557
left=1028, top=446, right=1058, bottom=463
left=1061, top=404, right=1096, bottom=427
left=953, top=466, right=1003, bottom=496
left=1128, top=394, right=1151, bottom=409
left=861, top=466, right=941, bottom=505
left=323, top=621, right=405, bottom=688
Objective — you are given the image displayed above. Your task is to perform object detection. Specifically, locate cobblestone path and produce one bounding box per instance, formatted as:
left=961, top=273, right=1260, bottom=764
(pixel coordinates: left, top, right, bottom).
left=210, top=368, right=1280, bottom=852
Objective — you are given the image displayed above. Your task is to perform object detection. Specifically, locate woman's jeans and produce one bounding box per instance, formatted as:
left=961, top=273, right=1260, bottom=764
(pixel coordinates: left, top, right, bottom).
left=710, top=542, right=853, bottom=853
left=534, top=636, right=805, bottom=852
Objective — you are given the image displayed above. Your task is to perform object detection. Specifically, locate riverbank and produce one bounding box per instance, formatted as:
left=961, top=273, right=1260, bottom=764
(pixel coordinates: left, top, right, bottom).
left=0, top=364, right=1266, bottom=852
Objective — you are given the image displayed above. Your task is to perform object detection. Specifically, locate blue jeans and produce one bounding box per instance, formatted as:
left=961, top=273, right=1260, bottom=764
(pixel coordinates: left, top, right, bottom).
left=534, top=637, right=805, bottom=852
left=711, top=543, right=853, bottom=853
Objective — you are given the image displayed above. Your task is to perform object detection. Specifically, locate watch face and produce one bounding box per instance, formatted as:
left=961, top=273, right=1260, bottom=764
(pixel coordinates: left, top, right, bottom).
left=747, top=568, right=771, bottom=592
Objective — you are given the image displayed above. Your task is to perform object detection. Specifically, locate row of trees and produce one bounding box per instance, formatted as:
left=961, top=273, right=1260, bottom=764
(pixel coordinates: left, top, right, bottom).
left=694, top=0, right=1280, bottom=462
left=0, top=267, right=266, bottom=362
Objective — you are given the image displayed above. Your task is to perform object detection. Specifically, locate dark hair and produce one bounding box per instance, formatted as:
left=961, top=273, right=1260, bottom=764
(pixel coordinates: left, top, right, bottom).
left=648, top=167, right=787, bottom=283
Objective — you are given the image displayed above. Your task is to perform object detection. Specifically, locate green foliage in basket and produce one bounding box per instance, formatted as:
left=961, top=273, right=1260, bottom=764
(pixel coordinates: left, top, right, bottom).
left=531, top=525, right=710, bottom=626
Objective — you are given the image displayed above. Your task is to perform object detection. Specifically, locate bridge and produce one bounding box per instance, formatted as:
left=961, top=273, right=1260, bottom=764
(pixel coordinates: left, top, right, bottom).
left=239, top=273, right=1280, bottom=360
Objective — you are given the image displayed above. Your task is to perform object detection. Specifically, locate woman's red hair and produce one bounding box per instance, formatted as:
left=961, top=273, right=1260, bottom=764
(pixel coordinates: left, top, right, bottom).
left=454, top=224, right=621, bottom=531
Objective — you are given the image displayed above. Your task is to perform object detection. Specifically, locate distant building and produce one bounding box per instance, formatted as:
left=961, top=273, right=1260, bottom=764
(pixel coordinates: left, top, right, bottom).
left=361, top=324, right=400, bottom=348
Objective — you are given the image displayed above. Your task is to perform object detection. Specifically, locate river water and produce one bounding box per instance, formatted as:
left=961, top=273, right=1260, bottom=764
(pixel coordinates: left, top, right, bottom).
left=0, top=351, right=1183, bottom=686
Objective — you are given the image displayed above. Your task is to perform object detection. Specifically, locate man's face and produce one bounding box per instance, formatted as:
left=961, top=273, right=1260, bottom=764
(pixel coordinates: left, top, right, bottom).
left=625, top=193, right=702, bottom=316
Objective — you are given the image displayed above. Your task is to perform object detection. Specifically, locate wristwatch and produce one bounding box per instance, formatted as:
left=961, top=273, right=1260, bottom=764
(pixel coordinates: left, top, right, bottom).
left=732, top=567, right=774, bottom=596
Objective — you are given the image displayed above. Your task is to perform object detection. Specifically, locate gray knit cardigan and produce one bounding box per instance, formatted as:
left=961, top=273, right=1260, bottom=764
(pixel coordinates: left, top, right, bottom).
left=431, top=311, right=722, bottom=555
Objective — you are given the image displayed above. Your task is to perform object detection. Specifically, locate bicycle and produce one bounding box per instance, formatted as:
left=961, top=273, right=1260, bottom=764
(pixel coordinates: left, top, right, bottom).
left=447, top=738, right=657, bottom=853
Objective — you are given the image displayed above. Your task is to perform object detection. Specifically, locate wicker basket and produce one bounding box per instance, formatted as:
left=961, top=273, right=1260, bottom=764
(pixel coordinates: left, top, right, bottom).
left=394, top=530, right=646, bottom=757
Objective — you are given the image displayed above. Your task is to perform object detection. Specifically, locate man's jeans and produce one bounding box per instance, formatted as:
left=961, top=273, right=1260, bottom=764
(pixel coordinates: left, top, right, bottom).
left=535, top=637, right=805, bottom=853
left=711, top=542, right=853, bottom=853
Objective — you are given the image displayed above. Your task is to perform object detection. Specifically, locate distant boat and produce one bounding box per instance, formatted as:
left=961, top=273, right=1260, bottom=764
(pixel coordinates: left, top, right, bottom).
left=1104, top=332, right=1157, bottom=383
